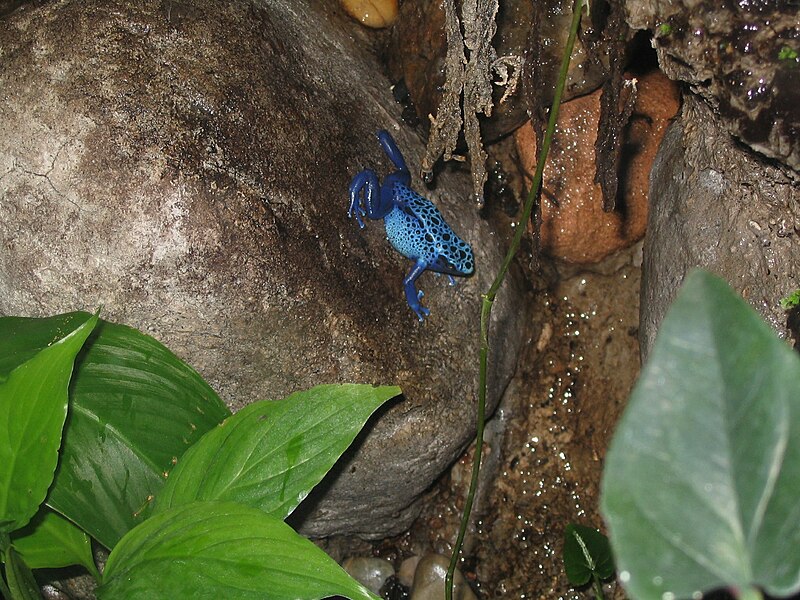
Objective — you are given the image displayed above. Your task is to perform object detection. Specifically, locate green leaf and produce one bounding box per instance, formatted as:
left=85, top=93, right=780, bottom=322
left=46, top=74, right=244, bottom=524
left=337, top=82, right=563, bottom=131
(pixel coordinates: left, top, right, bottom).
left=154, top=384, right=400, bottom=519
left=47, top=319, right=231, bottom=549
left=0, top=313, right=98, bottom=533
left=5, top=546, right=42, bottom=600
left=601, top=270, right=800, bottom=599
left=0, top=313, right=95, bottom=380
left=563, top=523, right=614, bottom=586
left=98, top=500, right=379, bottom=600
left=11, top=507, right=97, bottom=576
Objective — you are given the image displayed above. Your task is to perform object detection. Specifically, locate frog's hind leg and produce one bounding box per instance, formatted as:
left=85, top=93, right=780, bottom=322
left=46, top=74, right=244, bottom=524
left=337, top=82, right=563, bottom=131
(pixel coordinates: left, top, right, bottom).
left=403, top=259, right=431, bottom=321
left=377, top=130, right=411, bottom=186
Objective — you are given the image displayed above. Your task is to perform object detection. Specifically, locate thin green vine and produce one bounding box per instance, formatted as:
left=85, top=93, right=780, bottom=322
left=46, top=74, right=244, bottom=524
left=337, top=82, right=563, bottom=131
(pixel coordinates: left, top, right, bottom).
left=445, top=1, right=587, bottom=598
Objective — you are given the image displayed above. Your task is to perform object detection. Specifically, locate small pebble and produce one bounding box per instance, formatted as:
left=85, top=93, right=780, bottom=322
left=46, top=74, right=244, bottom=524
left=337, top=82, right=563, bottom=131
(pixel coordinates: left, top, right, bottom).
left=340, top=0, right=398, bottom=29
left=342, top=556, right=396, bottom=594
left=410, top=554, right=477, bottom=600
left=398, top=555, right=421, bottom=588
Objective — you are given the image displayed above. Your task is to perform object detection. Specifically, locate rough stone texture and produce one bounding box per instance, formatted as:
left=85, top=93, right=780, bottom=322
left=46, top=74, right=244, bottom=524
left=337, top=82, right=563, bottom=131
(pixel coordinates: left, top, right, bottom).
left=0, top=0, right=526, bottom=537
left=640, top=95, right=800, bottom=359
left=625, top=0, right=800, bottom=172
left=514, top=69, right=678, bottom=263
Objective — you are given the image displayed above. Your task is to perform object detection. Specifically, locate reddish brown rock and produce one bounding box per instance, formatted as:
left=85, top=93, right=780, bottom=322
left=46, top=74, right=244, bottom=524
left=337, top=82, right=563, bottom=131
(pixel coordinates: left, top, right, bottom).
left=515, top=70, right=679, bottom=263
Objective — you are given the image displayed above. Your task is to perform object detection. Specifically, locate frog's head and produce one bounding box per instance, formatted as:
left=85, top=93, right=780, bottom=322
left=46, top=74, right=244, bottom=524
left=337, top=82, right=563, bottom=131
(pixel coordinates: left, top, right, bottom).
left=434, top=238, right=474, bottom=276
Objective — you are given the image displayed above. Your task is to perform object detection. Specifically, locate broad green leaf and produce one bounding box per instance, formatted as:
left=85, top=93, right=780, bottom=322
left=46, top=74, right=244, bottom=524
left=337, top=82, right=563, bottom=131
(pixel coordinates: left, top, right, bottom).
left=98, top=500, right=379, bottom=600
left=601, top=270, right=800, bottom=599
left=563, top=524, right=614, bottom=586
left=0, top=313, right=97, bottom=533
left=0, top=313, right=93, bottom=380
left=5, top=546, right=42, bottom=600
left=154, top=384, right=400, bottom=519
left=47, top=318, right=231, bottom=549
left=11, top=507, right=97, bottom=576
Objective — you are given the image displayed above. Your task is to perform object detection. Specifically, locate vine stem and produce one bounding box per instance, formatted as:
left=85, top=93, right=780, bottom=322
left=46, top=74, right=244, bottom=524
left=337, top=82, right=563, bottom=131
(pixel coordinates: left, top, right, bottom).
left=445, top=2, right=586, bottom=598
left=592, top=574, right=606, bottom=600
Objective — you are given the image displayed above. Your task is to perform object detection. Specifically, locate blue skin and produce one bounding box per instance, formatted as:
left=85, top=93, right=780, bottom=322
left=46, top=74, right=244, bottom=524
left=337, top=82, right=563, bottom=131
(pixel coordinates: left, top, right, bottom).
left=348, top=130, right=475, bottom=321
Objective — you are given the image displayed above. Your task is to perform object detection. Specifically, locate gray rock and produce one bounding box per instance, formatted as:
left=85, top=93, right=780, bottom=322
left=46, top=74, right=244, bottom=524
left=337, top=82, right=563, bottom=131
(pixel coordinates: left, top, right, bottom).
left=0, top=0, right=526, bottom=537
left=640, top=95, right=800, bottom=359
left=342, top=557, right=395, bottom=594
left=625, top=0, right=799, bottom=171
left=411, top=554, right=477, bottom=600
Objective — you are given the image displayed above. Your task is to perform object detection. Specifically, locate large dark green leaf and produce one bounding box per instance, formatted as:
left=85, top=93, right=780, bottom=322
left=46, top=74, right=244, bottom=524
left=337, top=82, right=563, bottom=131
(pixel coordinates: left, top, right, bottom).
left=97, top=500, right=379, bottom=600
left=47, top=318, right=231, bottom=549
left=601, top=270, right=800, bottom=599
left=154, top=384, right=400, bottom=519
left=0, top=313, right=97, bottom=533
left=11, top=507, right=97, bottom=576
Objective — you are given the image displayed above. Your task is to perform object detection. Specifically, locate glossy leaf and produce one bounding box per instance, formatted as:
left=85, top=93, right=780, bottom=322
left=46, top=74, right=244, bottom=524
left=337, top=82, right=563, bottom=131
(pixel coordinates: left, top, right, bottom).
left=47, top=318, right=231, bottom=549
left=601, top=270, right=800, bottom=599
left=5, top=546, right=42, bottom=600
left=11, top=507, right=97, bottom=576
left=0, top=313, right=97, bottom=533
left=154, top=384, right=400, bottom=518
left=98, top=500, right=379, bottom=600
left=563, top=523, right=614, bottom=586
left=0, top=313, right=94, bottom=380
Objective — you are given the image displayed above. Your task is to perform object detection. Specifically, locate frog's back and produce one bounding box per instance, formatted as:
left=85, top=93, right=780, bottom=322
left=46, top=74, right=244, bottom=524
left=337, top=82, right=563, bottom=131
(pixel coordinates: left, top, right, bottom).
left=384, top=183, right=474, bottom=276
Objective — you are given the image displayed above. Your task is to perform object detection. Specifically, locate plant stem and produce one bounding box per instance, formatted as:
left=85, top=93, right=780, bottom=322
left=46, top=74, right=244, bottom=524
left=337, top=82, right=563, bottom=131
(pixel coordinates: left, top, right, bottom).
left=445, top=1, right=586, bottom=598
left=591, top=574, right=606, bottom=600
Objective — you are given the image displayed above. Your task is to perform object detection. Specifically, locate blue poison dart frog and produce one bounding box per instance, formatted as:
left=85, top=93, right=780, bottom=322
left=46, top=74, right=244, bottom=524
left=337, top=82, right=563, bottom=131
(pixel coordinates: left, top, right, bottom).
left=348, top=130, right=475, bottom=321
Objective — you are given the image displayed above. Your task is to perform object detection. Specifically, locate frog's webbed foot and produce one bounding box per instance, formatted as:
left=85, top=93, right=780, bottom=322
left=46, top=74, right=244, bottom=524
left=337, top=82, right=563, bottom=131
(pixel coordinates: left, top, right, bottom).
left=404, top=260, right=431, bottom=321
left=348, top=169, right=379, bottom=228
left=411, top=290, right=431, bottom=321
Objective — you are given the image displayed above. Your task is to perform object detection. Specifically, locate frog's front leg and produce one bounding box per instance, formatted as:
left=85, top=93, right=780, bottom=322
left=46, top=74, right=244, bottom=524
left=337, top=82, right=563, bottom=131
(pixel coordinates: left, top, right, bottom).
left=433, top=273, right=459, bottom=286
left=403, top=259, right=431, bottom=321
left=348, top=169, right=392, bottom=228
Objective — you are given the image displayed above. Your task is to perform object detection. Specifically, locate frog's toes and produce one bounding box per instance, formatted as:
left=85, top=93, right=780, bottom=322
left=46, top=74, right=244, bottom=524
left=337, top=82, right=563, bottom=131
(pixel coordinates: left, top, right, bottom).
left=347, top=206, right=366, bottom=228
left=447, top=275, right=457, bottom=286
left=413, top=304, right=431, bottom=322
left=408, top=290, right=430, bottom=321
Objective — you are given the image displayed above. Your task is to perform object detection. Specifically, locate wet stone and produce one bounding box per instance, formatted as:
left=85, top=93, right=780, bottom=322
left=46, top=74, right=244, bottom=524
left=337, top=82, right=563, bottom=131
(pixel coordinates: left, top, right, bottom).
left=342, top=556, right=396, bottom=594
left=410, top=554, right=477, bottom=600
left=625, top=0, right=800, bottom=171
